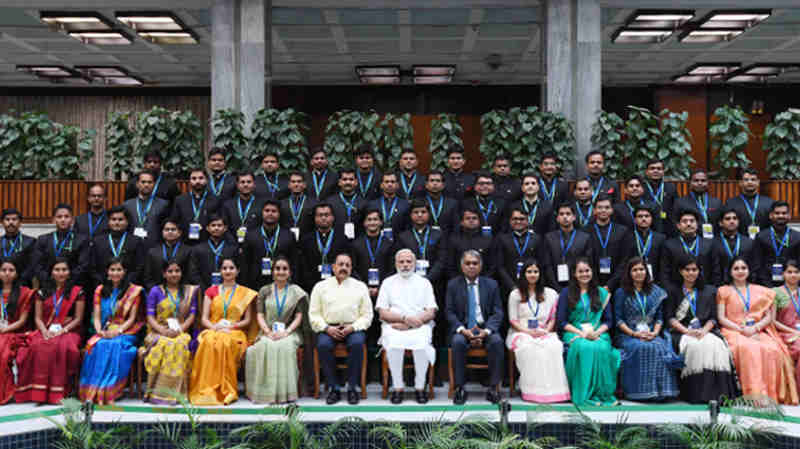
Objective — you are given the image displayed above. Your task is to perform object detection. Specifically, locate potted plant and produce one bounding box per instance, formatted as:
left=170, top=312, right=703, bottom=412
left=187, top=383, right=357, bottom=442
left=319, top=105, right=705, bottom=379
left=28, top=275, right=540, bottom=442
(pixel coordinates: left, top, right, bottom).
left=250, top=107, right=310, bottom=174
left=709, top=104, right=752, bottom=179
left=211, top=108, right=252, bottom=173
left=429, top=113, right=464, bottom=172
left=48, top=398, right=136, bottom=449
left=764, top=109, right=800, bottom=180
left=104, top=111, right=136, bottom=181
left=591, top=110, right=626, bottom=180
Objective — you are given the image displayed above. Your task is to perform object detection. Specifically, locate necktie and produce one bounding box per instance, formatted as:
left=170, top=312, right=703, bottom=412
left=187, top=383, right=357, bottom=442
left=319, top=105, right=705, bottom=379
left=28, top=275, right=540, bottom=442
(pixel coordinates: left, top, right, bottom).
left=467, top=282, right=478, bottom=328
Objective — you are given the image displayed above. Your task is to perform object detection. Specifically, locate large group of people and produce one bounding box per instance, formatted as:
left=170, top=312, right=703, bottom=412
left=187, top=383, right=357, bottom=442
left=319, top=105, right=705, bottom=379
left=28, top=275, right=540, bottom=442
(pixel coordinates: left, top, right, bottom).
left=1, top=143, right=800, bottom=409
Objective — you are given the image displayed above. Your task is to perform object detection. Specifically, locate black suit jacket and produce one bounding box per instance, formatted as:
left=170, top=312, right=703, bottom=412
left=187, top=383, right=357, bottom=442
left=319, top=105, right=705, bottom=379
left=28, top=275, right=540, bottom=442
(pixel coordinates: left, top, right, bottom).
left=724, top=194, right=774, bottom=238
left=587, top=221, right=630, bottom=293
left=423, top=194, right=460, bottom=236
left=125, top=171, right=181, bottom=205
left=356, top=168, right=382, bottom=201
left=0, top=233, right=36, bottom=285
left=367, top=196, right=410, bottom=238
left=541, top=228, right=594, bottom=289
left=142, top=241, right=193, bottom=292
left=612, top=198, right=663, bottom=232
left=397, top=171, right=426, bottom=200
left=447, top=228, right=494, bottom=279
left=673, top=193, right=722, bottom=234
left=305, top=169, right=339, bottom=202
left=445, top=276, right=504, bottom=335
left=660, top=235, right=716, bottom=294
left=207, top=171, right=237, bottom=201
left=491, top=231, right=544, bottom=295
left=462, top=195, right=506, bottom=236
left=122, top=196, right=170, bottom=250
left=74, top=211, right=110, bottom=242
left=297, top=229, right=350, bottom=292
left=444, top=170, right=475, bottom=202
left=643, top=179, right=678, bottom=234
left=506, top=198, right=555, bottom=236
left=254, top=172, right=289, bottom=201
left=351, top=234, right=395, bottom=287
left=574, top=201, right=594, bottom=231
left=90, top=231, right=145, bottom=286
left=240, top=225, right=297, bottom=290
left=33, top=230, right=89, bottom=286
left=221, top=195, right=265, bottom=238
left=754, top=227, right=800, bottom=287
left=326, top=192, right=365, bottom=239
left=395, top=226, right=449, bottom=285
left=170, top=190, right=222, bottom=244
left=279, top=194, right=317, bottom=239
left=625, top=228, right=666, bottom=284
left=711, top=233, right=756, bottom=286
left=493, top=175, right=521, bottom=204
left=587, top=176, right=620, bottom=203
left=538, top=177, right=571, bottom=206
left=188, top=237, right=240, bottom=291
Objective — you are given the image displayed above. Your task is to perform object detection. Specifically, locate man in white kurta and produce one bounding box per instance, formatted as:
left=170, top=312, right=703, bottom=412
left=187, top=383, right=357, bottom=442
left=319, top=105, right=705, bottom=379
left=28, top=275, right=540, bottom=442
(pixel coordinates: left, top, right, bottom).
left=376, top=249, right=438, bottom=404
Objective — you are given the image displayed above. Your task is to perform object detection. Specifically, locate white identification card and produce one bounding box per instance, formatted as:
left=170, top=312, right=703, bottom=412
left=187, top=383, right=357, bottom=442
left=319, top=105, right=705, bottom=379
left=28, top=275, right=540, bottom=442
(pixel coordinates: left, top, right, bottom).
left=636, top=322, right=650, bottom=333
left=431, top=225, right=441, bottom=232
left=319, top=264, right=332, bottom=279
left=647, top=263, right=654, bottom=279
left=368, top=268, right=380, bottom=286
left=211, top=272, right=222, bottom=285
left=689, top=318, right=701, bottom=330
left=134, top=227, right=147, bottom=238
left=188, top=222, right=201, bottom=240
left=481, top=225, right=492, bottom=237
left=702, top=223, right=714, bottom=239
left=290, top=227, right=300, bottom=241
left=516, top=262, right=524, bottom=279
left=237, top=226, right=247, bottom=242
left=557, top=263, right=569, bottom=283
left=344, top=222, right=355, bottom=239
left=772, top=263, right=784, bottom=282
left=218, top=319, right=231, bottom=328
left=167, top=318, right=181, bottom=331
left=599, top=257, right=612, bottom=275
left=261, top=257, right=272, bottom=276
left=381, top=227, right=393, bottom=240
left=748, top=225, right=760, bottom=239
left=415, top=259, right=429, bottom=276
left=272, top=321, right=286, bottom=333
left=48, top=324, right=62, bottom=333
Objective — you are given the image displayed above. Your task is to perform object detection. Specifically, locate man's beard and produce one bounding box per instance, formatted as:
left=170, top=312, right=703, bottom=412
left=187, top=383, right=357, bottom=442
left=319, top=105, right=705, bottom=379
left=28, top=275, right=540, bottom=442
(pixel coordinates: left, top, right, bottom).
left=398, top=269, right=413, bottom=279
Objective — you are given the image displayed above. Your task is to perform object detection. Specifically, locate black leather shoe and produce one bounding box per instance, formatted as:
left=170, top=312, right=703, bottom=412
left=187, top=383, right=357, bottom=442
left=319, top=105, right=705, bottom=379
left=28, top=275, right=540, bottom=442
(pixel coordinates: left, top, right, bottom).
left=486, top=388, right=501, bottom=404
left=453, top=387, right=467, bottom=405
left=347, top=389, right=360, bottom=405
left=326, top=389, right=341, bottom=405
left=391, top=390, right=403, bottom=404
left=415, top=389, right=428, bottom=404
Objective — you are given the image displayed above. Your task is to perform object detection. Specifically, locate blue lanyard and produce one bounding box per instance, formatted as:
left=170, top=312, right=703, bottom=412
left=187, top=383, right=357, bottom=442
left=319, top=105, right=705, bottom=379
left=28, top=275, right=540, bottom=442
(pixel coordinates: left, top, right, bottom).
left=166, top=288, right=181, bottom=317
left=634, top=290, right=648, bottom=318
left=401, top=173, right=417, bottom=197
left=210, top=173, right=227, bottom=196
left=150, top=173, right=163, bottom=202
left=589, top=176, right=604, bottom=203
left=527, top=298, right=540, bottom=318
left=237, top=196, right=255, bottom=223
left=680, top=235, right=699, bottom=257
left=646, top=181, right=664, bottom=205
left=625, top=199, right=640, bottom=220
left=263, top=173, right=279, bottom=193
left=684, top=287, right=697, bottom=318
left=733, top=284, right=751, bottom=313
left=357, top=170, right=374, bottom=198
left=191, top=190, right=208, bottom=221
left=274, top=284, right=289, bottom=317
left=539, top=178, right=557, bottom=202
left=88, top=212, right=105, bottom=238
left=593, top=223, right=613, bottom=251
left=635, top=229, right=653, bottom=258
left=475, top=197, right=495, bottom=222
left=522, top=199, right=539, bottom=226
left=221, top=285, right=237, bottom=319
left=162, top=242, right=180, bottom=262
left=260, top=226, right=279, bottom=256
left=52, top=290, right=66, bottom=318
left=426, top=195, right=443, bottom=225
left=339, top=193, right=357, bottom=221
left=53, top=231, right=73, bottom=257
left=365, top=234, right=384, bottom=266
left=741, top=194, right=759, bottom=223
left=290, top=195, right=306, bottom=226
left=208, top=240, right=225, bottom=269
left=721, top=233, right=741, bottom=258
left=316, top=230, right=334, bottom=264
left=1, top=234, right=21, bottom=258
left=575, top=202, right=592, bottom=227
left=581, top=293, right=590, bottom=323
left=413, top=226, right=430, bottom=259
left=559, top=229, right=576, bottom=261
left=784, top=285, right=800, bottom=321
left=381, top=197, right=399, bottom=222
left=691, top=192, right=709, bottom=223
left=137, top=195, right=155, bottom=226
left=312, top=170, right=327, bottom=197
left=770, top=227, right=790, bottom=258
left=108, top=233, right=127, bottom=258
left=513, top=232, right=531, bottom=258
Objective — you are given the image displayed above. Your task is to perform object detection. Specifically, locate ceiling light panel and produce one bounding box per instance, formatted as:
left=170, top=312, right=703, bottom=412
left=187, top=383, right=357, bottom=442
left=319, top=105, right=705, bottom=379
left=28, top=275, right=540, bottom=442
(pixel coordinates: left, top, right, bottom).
left=413, top=65, right=455, bottom=76
left=413, top=75, right=452, bottom=85
left=704, top=10, right=771, bottom=28
left=358, top=76, right=400, bottom=85
left=116, top=12, right=183, bottom=31
left=137, top=31, right=197, bottom=44
left=40, top=11, right=113, bottom=31
left=678, top=28, right=743, bottom=43
left=69, top=31, right=132, bottom=45
left=627, top=9, right=694, bottom=28
left=687, top=63, right=740, bottom=75
left=612, top=28, right=673, bottom=43
left=76, top=66, right=128, bottom=77
left=355, top=66, right=400, bottom=77
left=17, top=65, right=74, bottom=77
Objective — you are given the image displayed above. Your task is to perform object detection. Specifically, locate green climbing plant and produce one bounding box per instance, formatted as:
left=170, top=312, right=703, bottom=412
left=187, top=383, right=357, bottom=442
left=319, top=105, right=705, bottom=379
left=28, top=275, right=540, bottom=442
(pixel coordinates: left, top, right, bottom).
left=709, top=105, right=752, bottom=178
left=133, top=106, right=204, bottom=178
left=250, top=108, right=310, bottom=174
left=211, top=108, right=252, bottom=173
left=429, top=113, right=463, bottom=172
left=591, top=110, right=626, bottom=180
left=764, top=109, right=800, bottom=179
left=104, top=111, right=136, bottom=180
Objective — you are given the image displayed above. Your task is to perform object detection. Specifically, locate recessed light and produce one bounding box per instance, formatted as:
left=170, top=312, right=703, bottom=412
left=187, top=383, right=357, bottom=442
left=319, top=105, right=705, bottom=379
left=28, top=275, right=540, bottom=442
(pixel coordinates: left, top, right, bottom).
left=706, top=11, right=771, bottom=24
left=413, top=76, right=453, bottom=85
left=116, top=12, right=183, bottom=31
left=17, top=65, right=74, bottom=77
left=672, top=75, right=711, bottom=83
left=727, top=75, right=771, bottom=83
left=413, top=65, right=455, bottom=76
left=102, top=76, right=143, bottom=86
left=356, top=66, right=400, bottom=77
left=358, top=76, right=400, bottom=85
left=137, top=31, right=197, bottom=44
left=40, top=11, right=113, bottom=31
left=68, top=31, right=131, bottom=45
left=627, top=9, right=694, bottom=28
left=686, top=63, right=740, bottom=75
left=612, top=28, right=673, bottom=43
left=75, top=66, right=128, bottom=77
left=678, top=28, right=743, bottom=43
left=635, top=14, right=694, bottom=21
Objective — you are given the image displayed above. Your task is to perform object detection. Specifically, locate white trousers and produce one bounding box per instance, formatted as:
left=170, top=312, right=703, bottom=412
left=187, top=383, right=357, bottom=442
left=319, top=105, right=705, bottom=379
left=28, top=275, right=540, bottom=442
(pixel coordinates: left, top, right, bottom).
left=385, top=348, right=430, bottom=390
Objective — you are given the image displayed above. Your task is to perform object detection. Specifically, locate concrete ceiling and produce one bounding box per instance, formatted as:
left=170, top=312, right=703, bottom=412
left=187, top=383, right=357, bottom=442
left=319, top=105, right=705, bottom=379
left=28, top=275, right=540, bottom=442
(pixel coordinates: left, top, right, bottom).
left=0, top=1, right=798, bottom=87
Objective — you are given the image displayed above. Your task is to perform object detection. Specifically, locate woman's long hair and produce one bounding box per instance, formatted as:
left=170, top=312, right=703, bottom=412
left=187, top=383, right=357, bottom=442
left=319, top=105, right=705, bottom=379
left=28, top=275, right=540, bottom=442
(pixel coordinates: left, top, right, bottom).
left=40, top=257, right=76, bottom=300
left=100, top=257, right=131, bottom=299
left=162, top=260, right=190, bottom=318
left=0, top=260, right=22, bottom=319
left=515, top=259, right=545, bottom=303
left=620, top=256, right=654, bottom=295
left=567, top=257, right=601, bottom=311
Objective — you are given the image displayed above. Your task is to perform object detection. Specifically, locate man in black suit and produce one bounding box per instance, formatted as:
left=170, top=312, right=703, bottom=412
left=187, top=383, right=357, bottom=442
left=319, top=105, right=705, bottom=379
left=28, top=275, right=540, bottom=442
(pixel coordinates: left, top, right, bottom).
left=537, top=152, right=571, bottom=206
left=240, top=200, right=297, bottom=290
left=613, top=175, right=660, bottom=231
left=507, top=173, right=555, bottom=236
left=221, top=172, right=263, bottom=244
left=572, top=179, right=595, bottom=231
left=585, top=150, right=620, bottom=203
left=90, top=205, right=145, bottom=287
left=542, top=203, right=594, bottom=290
left=443, top=149, right=475, bottom=202
left=589, top=194, right=629, bottom=294
left=354, top=145, right=382, bottom=201
left=367, top=172, right=409, bottom=241
left=33, top=203, right=89, bottom=286
left=446, top=249, right=504, bottom=405
left=351, top=208, right=394, bottom=298
left=463, top=171, right=505, bottom=237
left=280, top=171, right=316, bottom=242
left=124, top=151, right=181, bottom=205
left=74, top=184, right=109, bottom=243
left=711, top=207, right=756, bottom=286
left=254, top=153, right=289, bottom=201
left=188, top=214, right=239, bottom=291
left=755, top=201, right=800, bottom=287
left=1, top=208, right=36, bottom=285
left=492, top=208, right=543, bottom=298
left=297, top=203, right=350, bottom=292
left=171, top=168, right=220, bottom=245
left=660, top=209, right=716, bottom=294
left=328, top=167, right=364, bottom=240
left=447, top=206, right=493, bottom=279
left=723, top=168, right=774, bottom=240
left=673, top=169, right=722, bottom=239
left=643, top=159, right=678, bottom=236
left=423, top=170, right=460, bottom=236
left=305, top=148, right=339, bottom=201
left=397, top=150, right=426, bottom=200
left=142, top=219, right=192, bottom=292
left=122, top=170, right=170, bottom=250
left=491, top=155, right=521, bottom=204
left=626, top=204, right=665, bottom=283
left=206, top=147, right=237, bottom=200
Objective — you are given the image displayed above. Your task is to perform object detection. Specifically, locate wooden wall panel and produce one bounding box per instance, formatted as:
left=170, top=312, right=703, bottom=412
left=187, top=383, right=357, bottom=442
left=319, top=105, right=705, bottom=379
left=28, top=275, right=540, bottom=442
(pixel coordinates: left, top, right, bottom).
left=654, top=87, right=708, bottom=171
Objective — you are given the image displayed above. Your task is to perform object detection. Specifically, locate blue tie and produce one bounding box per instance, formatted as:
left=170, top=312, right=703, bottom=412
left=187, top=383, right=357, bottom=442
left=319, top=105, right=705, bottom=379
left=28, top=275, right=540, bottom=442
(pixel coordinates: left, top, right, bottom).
left=467, top=282, right=478, bottom=329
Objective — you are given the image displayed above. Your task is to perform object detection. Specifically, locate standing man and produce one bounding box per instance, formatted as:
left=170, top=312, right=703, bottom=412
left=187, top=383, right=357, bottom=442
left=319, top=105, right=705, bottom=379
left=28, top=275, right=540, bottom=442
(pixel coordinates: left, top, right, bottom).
left=711, top=207, right=756, bottom=286
left=585, top=151, right=620, bottom=203
left=0, top=208, right=36, bottom=285
left=297, top=203, right=349, bottom=293
left=755, top=201, right=800, bottom=287
left=90, top=206, right=145, bottom=287
left=673, top=170, right=722, bottom=239
left=351, top=208, right=395, bottom=302
left=464, top=172, right=505, bottom=237
left=660, top=210, right=716, bottom=294
left=491, top=155, right=521, bottom=203
left=643, top=159, right=678, bottom=236
left=355, top=145, right=382, bottom=201
left=171, top=168, right=220, bottom=245
left=367, top=172, right=409, bottom=241
left=206, top=147, right=237, bottom=200
left=542, top=203, right=594, bottom=289
left=309, top=253, right=374, bottom=405
left=446, top=249, right=504, bottom=405
left=395, top=200, right=449, bottom=290
left=124, top=151, right=180, bottom=204
left=33, top=204, right=89, bottom=286
left=240, top=200, right=297, bottom=290
left=188, top=214, right=238, bottom=291
left=626, top=204, right=666, bottom=282
left=423, top=171, right=460, bottom=236
left=74, top=184, right=109, bottom=242
left=572, top=179, right=595, bottom=231
left=122, top=170, right=170, bottom=250
left=492, top=208, right=543, bottom=298
left=280, top=171, right=316, bottom=241
left=724, top=168, right=774, bottom=239
left=588, top=194, right=629, bottom=294
left=376, top=249, right=438, bottom=404
left=397, top=150, right=426, bottom=200
left=305, top=148, right=339, bottom=202
left=142, top=219, right=192, bottom=292
left=537, top=153, right=570, bottom=206
left=447, top=207, right=494, bottom=279
left=221, top=172, right=264, bottom=244
left=254, top=153, right=289, bottom=201
left=328, top=167, right=364, bottom=240
left=443, top=149, right=475, bottom=202
left=507, top=173, right=555, bottom=236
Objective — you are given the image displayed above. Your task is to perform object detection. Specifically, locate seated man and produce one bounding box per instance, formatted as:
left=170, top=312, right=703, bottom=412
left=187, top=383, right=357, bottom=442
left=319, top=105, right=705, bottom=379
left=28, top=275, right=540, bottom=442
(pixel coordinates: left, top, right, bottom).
left=309, top=253, right=374, bottom=405
left=376, top=249, right=438, bottom=404
left=446, top=249, right=504, bottom=405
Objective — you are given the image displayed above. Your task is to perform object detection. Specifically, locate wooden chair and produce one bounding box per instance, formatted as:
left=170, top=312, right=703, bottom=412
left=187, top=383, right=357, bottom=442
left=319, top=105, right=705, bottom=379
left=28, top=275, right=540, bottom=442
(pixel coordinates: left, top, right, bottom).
left=136, top=348, right=146, bottom=399
left=380, top=349, right=434, bottom=399
left=447, top=347, right=499, bottom=398
left=313, top=343, right=367, bottom=399
left=507, top=349, right=516, bottom=397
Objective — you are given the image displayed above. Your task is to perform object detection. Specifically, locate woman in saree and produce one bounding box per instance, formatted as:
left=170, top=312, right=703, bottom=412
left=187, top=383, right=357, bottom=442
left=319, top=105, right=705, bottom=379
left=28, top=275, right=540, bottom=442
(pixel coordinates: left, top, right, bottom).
left=666, top=255, right=738, bottom=404
left=189, top=257, right=258, bottom=405
left=245, top=256, right=307, bottom=404
left=142, top=261, right=199, bottom=405
left=613, top=257, right=682, bottom=401
left=773, top=259, right=800, bottom=388
left=16, top=258, right=85, bottom=404
left=0, top=260, right=35, bottom=404
left=78, top=258, right=144, bottom=404
left=717, top=256, right=798, bottom=405
left=556, top=257, right=620, bottom=406
left=506, top=259, right=569, bottom=403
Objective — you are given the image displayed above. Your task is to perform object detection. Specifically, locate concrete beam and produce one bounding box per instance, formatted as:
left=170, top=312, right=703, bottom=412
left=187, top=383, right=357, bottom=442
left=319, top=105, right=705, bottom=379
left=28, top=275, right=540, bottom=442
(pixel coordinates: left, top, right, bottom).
left=574, top=0, right=601, bottom=178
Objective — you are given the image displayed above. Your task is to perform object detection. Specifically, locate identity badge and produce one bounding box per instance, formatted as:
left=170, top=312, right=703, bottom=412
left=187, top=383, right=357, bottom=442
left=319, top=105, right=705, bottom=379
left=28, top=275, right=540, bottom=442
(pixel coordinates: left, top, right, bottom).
left=320, top=264, right=332, bottom=279
left=167, top=318, right=181, bottom=331
left=557, top=264, right=569, bottom=283
left=415, top=259, right=429, bottom=276
left=237, top=226, right=247, bottom=242
left=701, top=223, right=714, bottom=239
left=528, top=319, right=539, bottom=329
left=368, top=268, right=380, bottom=286
left=188, top=222, right=201, bottom=240
left=748, top=225, right=760, bottom=240
left=262, top=257, right=272, bottom=276
left=381, top=227, right=393, bottom=240
left=599, top=257, right=612, bottom=275
left=290, top=227, right=300, bottom=241
left=772, top=263, right=784, bottom=282
left=272, top=322, right=286, bottom=333
left=134, top=227, right=148, bottom=238
left=344, top=222, right=355, bottom=239
left=211, top=272, right=222, bottom=285
left=516, top=262, right=524, bottom=279
left=481, top=226, right=492, bottom=237
left=688, top=318, right=701, bottom=330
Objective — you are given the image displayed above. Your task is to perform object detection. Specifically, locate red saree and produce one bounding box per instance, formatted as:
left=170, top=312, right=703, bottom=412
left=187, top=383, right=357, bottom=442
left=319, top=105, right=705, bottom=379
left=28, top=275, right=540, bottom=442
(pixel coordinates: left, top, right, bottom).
left=0, top=286, right=35, bottom=404
left=15, top=286, right=84, bottom=404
